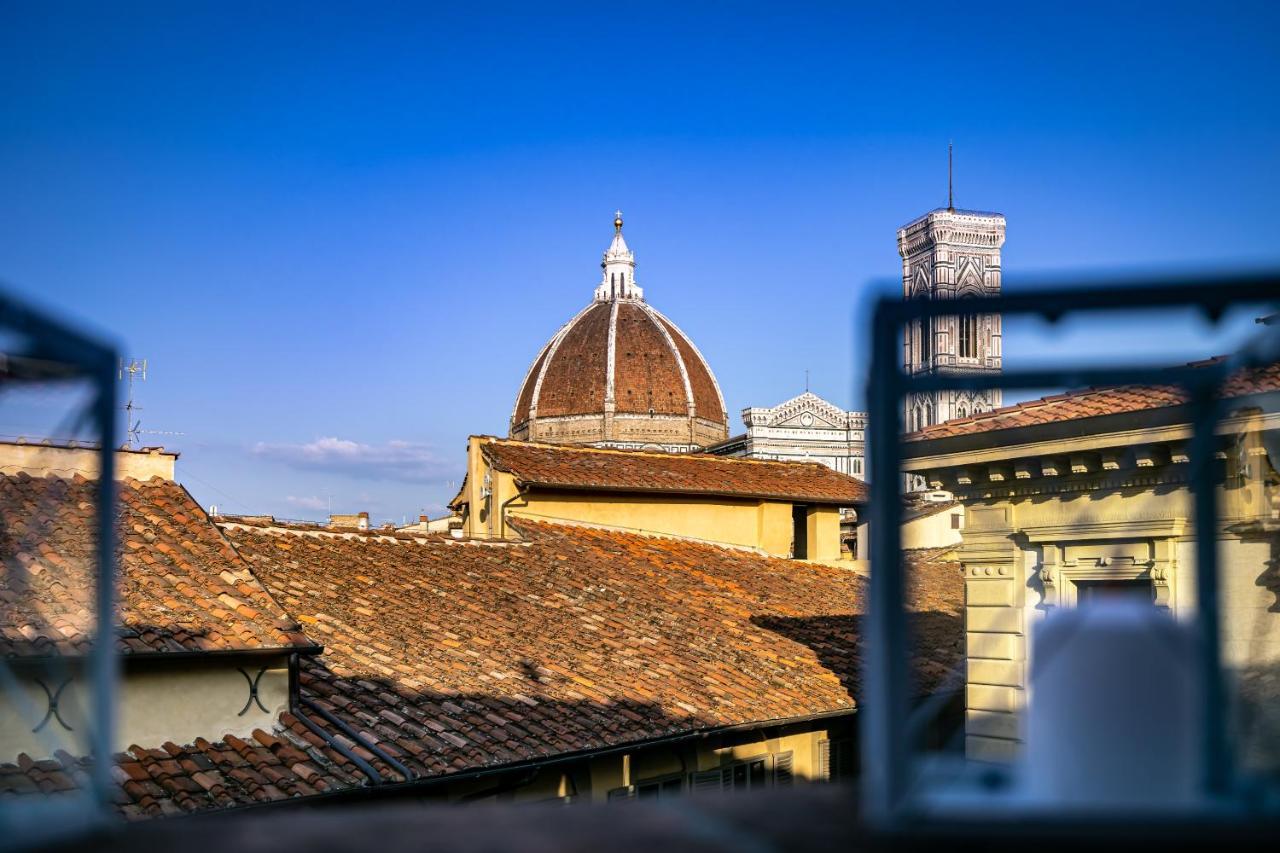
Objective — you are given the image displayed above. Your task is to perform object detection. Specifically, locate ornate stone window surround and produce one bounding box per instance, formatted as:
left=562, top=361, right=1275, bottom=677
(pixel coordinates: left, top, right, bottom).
left=1021, top=519, right=1188, bottom=610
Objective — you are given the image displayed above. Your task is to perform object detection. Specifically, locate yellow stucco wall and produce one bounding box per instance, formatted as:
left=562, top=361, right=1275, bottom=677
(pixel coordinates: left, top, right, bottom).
left=514, top=490, right=808, bottom=556
left=805, top=505, right=841, bottom=562
left=758, top=500, right=795, bottom=556
left=0, top=657, right=289, bottom=759
left=460, top=437, right=844, bottom=559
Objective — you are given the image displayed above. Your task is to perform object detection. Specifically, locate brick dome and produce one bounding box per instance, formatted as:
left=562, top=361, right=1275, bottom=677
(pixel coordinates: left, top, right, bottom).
left=510, top=216, right=728, bottom=451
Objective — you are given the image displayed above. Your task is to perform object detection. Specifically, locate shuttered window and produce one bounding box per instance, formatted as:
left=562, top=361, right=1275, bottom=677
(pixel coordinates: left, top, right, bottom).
left=691, top=755, right=786, bottom=794
left=817, top=738, right=855, bottom=782
left=691, top=768, right=726, bottom=793
left=774, top=752, right=794, bottom=787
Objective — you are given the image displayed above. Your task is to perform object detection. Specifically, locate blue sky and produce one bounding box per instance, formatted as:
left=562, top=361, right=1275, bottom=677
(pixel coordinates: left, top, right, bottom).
left=2, top=2, right=1279, bottom=522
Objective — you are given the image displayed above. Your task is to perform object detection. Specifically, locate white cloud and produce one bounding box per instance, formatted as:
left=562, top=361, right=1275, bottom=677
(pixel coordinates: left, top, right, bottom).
left=253, top=437, right=459, bottom=484
left=285, top=495, right=329, bottom=511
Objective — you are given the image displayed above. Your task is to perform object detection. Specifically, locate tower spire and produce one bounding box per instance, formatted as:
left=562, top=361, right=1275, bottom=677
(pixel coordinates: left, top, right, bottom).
left=947, top=141, right=954, bottom=212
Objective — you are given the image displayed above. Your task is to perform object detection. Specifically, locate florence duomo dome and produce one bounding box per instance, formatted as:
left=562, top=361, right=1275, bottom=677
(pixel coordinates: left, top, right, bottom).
left=509, top=213, right=729, bottom=452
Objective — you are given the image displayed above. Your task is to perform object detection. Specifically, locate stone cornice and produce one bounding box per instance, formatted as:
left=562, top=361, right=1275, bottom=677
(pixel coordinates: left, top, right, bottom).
left=902, top=410, right=1280, bottom=473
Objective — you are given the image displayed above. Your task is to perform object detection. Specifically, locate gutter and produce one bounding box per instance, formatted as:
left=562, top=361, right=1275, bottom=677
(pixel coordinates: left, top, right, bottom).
left=144, top=706, right=860, bottom=821
left=3, top=645, right=323, bottom=672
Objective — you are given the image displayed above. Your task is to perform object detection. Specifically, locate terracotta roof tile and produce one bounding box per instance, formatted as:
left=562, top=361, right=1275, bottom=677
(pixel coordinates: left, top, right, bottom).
left=907, top=360, right=1280, bottom=442
left=0, top=474, right=313, bottom=656
left=466, top=437, right=868, bottom=506
left=0, top=712, right=395, bottom=819
left=220, top=520, right=959, bottom=782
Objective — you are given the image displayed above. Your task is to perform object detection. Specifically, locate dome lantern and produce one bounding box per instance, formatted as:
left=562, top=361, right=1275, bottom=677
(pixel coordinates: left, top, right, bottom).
left=595, top=210, right=642, bottom=302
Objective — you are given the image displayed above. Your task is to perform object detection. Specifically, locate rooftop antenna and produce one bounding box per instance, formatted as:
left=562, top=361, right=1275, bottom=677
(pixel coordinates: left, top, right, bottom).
left=116, top=358, right=184, bottom=448
left=118, top=358, right=146, bottom=448
left=947, top=141, right=954, bottom=212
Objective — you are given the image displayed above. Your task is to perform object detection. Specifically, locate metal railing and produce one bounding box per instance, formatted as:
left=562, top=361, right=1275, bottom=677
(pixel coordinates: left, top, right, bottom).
left=0, top=286, right=119, bottom=848
left=862, top=271, right=1280, bottom=830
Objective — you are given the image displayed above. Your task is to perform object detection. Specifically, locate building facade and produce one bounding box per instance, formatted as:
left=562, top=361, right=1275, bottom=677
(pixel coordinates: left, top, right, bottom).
left=453, top=435, right=868, bottom=562
left=901, top=362, right=1280, bottom=767
left=898, top=207, right=1006, bottom=432
left=706, top=392, right=867, bottom=480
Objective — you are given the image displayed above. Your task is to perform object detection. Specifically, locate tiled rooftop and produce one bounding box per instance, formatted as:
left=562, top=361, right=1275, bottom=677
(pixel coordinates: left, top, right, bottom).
left=464, top=437, right=869, bottom=506
left=0, top=712, right=399, bottom=819
left=0, top=501, right=959, bottom=816
left=0, top=473, right=312, bottom=657
left=223, top=519, right=959, bottom=782
left=907, top=360, right=1280, bottom=442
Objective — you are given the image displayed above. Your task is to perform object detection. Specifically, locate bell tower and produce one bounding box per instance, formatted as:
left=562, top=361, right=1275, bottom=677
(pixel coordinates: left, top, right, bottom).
left=897, top=183, right=1005, bottom=432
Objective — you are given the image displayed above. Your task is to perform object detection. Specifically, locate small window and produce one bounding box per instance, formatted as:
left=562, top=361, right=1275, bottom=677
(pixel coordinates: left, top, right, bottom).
left=1076, top=578, right=1154, bottom=606
left=792, top=504, right=809, bottom=559
left=951, top=512, right=963, bottom=530
left=636, top=776, right=682, bottom=800
left=729, top=759, right=767, bottom=792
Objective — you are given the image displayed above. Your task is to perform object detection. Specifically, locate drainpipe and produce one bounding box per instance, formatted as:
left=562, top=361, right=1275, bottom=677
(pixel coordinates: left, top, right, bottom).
left=300, top=695, right=416, bottom=782
left=293, top=708, right=384, bottom=785
left=287, top=652, right=385, bottom=785
left=497, top=488, right=528, bottom=539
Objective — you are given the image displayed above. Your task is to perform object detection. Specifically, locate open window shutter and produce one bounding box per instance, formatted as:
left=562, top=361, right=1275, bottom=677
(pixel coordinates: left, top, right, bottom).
left=817, top=739, right=832, bottom=782
left=774, top=752, right=794, bottom=787
left=691, top=768, right=726, bottom=794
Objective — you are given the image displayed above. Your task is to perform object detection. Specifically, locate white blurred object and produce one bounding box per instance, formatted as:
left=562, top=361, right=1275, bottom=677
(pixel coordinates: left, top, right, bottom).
left=1023, top=600, right=1202, bottom=809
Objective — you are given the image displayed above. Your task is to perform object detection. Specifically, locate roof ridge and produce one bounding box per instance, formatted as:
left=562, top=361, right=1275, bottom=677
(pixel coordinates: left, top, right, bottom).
left=909, top=354, right=1272, bottom=440
left=477, top=434, right=836, bottom=470
left=216, top=519, right=437, bottom=545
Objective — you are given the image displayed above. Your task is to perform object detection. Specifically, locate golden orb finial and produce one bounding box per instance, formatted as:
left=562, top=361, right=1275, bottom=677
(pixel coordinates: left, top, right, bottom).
left=614, top=209, right=623, bottom=232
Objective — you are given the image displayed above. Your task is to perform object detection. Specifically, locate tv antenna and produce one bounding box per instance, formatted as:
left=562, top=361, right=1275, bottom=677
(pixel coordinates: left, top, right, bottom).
left=117, top=358, right=185, bottom=448
left=119, top=358, right=146, bottom=448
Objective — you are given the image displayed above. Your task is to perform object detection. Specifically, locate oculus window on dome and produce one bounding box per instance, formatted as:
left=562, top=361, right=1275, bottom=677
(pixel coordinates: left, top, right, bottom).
left=509, top=214, right=728, bottom=453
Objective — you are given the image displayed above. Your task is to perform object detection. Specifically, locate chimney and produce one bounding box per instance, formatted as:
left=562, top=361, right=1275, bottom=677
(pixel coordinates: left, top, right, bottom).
left=358, top=511, right=369, bottom=531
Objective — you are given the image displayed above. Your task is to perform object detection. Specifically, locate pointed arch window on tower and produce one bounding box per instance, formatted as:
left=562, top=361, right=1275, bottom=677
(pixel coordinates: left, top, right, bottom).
left=920, top=318, right=931, bottom=362
left=959, top=314, right=978, bottom=359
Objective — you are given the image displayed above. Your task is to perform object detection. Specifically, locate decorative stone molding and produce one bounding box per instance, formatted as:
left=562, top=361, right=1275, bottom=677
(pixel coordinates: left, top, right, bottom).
left=1021, top=519, right=1186, bottom=610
